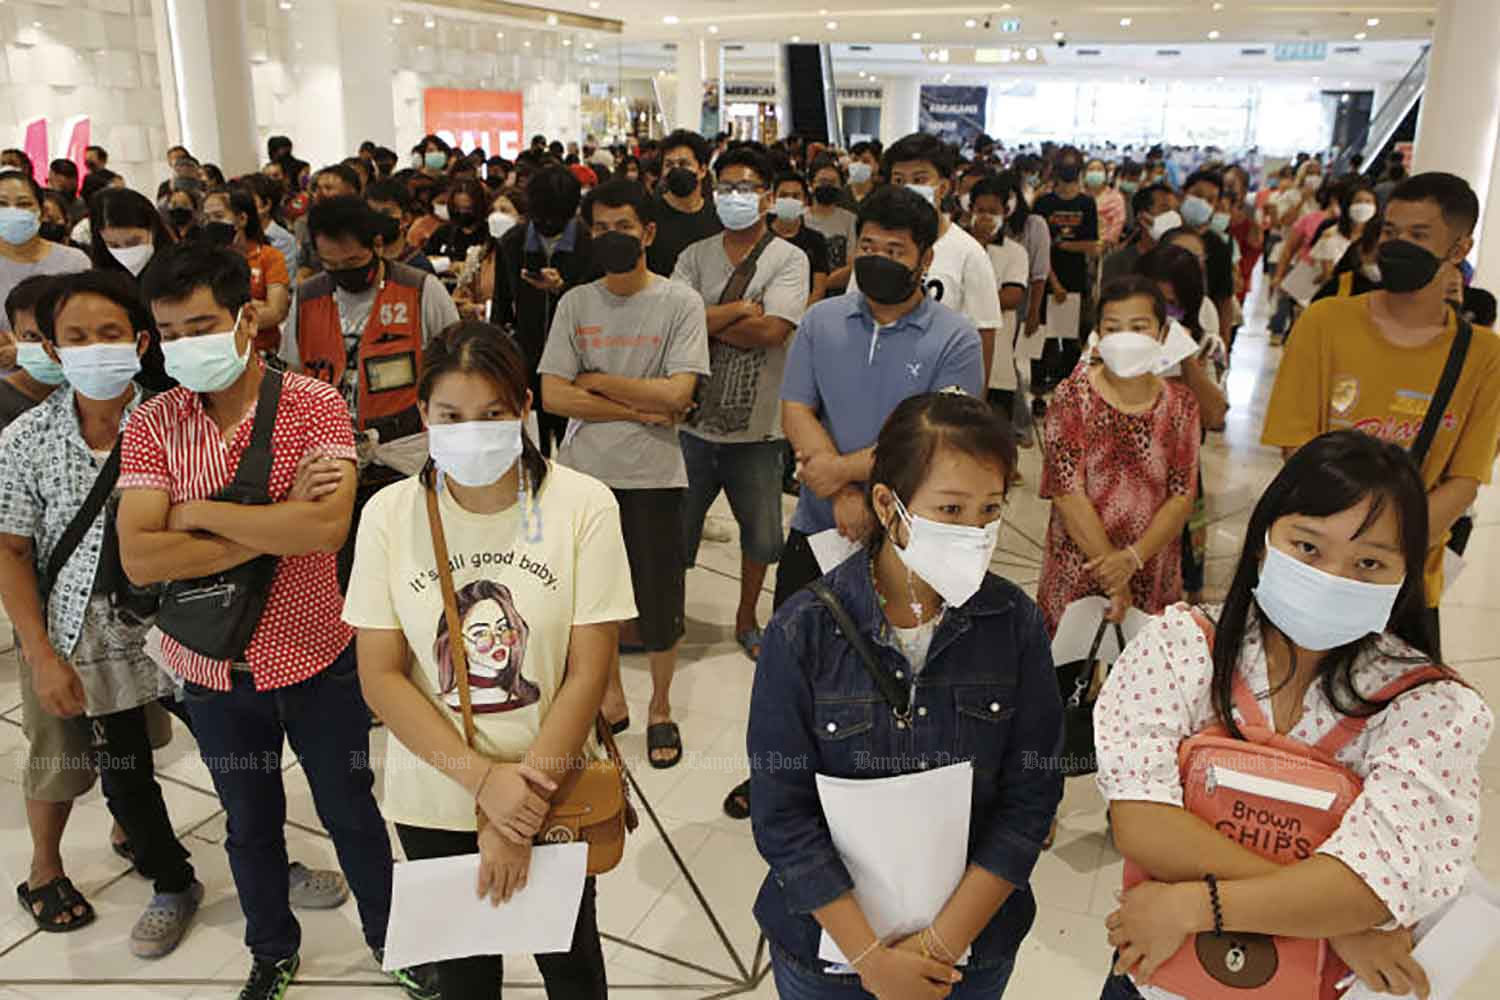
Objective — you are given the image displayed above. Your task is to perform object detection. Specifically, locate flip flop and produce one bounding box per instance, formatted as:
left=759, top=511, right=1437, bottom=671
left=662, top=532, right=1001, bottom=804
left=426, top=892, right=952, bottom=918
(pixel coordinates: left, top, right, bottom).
left=736, top=627, right=764, bottom=661
left=722, top=779, right=752, bottom=820
left=646, top=721, right=683, bottom=770
left=609, top=714, right=630, bottom=736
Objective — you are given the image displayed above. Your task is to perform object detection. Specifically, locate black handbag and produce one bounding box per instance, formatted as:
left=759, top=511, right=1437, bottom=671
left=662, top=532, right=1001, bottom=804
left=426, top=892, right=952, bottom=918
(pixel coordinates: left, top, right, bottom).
left=155, top=370, right=284, bottom=660
left=1055, top=618, right=1126, bottom=778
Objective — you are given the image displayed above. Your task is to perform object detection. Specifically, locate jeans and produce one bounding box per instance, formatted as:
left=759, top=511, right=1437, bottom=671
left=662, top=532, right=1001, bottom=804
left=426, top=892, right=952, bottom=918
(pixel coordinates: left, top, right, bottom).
left=680, top=433, right=787, bottom=566
left=771, top=945, right=1016, bottom=999
left=182, top=644, right=392, bottom=961
left=92, top=704, right=195, bottom=895
left=395, top=824, right=607, bottom=999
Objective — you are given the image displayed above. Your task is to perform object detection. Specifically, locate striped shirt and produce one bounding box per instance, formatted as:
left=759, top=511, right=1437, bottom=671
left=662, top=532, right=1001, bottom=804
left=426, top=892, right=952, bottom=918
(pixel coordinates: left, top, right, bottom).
left=118, top=367, right=357, bottom=691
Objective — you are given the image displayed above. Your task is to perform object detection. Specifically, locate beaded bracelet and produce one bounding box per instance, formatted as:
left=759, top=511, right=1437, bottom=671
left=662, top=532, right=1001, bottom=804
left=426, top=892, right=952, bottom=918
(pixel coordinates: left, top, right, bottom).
left=848, top=938, right=882, bottom=970
left=1205, top=874, right=1224, bottom=936
left=924, top=925, right=958, bottom=964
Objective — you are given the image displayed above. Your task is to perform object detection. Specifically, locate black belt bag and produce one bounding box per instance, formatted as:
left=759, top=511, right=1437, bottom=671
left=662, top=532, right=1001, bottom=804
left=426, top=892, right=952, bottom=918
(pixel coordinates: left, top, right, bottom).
left=156, top=371, right=284, bottom=661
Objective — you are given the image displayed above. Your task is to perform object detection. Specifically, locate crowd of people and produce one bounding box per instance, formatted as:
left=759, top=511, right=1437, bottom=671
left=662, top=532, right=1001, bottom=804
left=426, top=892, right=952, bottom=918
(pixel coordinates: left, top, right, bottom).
left=0, top=120, right=1492, bottom=1000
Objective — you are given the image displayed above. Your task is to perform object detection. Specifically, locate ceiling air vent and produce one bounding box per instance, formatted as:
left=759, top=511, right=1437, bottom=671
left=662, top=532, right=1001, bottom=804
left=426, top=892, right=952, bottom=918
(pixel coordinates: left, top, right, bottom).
left=1156, top=49, right=1182, bottom=57
left=723, top=44, right=745, bottom=51
left=1333, top=46, right=1362, bottom=55
left=849, top=45, right=873, bottom=52
left=1076, top=48, right=1102, bottom=56
left=662, top=42, right=677, bottom=50
left=1240, top=47, right=1268, bottom=56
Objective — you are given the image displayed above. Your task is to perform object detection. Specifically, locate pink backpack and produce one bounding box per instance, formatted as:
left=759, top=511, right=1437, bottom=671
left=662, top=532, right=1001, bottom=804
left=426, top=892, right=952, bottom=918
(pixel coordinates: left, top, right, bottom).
left=1121, top=609, right=1453, bottom=999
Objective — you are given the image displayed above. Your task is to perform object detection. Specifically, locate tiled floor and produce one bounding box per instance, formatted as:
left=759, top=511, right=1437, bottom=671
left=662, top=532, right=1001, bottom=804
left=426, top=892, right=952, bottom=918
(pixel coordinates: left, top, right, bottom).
left=2, top=294, right=1499, bottom=997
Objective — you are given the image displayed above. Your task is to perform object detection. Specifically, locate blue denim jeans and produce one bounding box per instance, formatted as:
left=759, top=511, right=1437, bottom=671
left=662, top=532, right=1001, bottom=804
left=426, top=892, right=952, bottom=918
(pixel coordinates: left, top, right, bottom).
left=182, top=644, right=392, bottom=962
left=680, top=432, right=787, bottom=566
left=771, top=945, right=1016, bottom=999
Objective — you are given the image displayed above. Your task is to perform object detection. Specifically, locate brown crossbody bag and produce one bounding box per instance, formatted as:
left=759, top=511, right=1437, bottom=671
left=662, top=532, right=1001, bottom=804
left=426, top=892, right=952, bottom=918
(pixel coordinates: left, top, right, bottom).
left=424, top=481, right=638, bottom=875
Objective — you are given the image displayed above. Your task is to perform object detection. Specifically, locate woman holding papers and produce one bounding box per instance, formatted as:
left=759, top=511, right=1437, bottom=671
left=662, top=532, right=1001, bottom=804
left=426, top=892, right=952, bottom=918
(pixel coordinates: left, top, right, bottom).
left=1094, top=431, right=1491, bottom=1000
left=748, top=391, right=1065, bottom=998
left=343, top=323, right=637, bottom=999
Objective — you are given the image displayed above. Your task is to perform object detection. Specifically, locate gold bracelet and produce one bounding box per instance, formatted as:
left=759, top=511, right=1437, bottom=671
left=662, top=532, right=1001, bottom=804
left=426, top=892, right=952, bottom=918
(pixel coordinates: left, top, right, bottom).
left=1127, top=543, right=1144, bottom=570
left=926, top=924, right=958, bottom=964
left=848, top=938, right=882, bottom=970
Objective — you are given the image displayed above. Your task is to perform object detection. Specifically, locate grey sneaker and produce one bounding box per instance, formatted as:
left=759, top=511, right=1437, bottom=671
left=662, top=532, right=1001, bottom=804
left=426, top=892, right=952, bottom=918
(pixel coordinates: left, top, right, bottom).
left=287, top=862, right=349, bottom=910
left=129, top=879, right=204, bottom=958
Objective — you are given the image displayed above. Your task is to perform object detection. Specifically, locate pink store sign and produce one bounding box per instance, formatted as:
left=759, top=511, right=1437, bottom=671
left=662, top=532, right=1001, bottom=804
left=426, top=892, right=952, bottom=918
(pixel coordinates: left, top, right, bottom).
left=19, top=115, right=91, bottom=187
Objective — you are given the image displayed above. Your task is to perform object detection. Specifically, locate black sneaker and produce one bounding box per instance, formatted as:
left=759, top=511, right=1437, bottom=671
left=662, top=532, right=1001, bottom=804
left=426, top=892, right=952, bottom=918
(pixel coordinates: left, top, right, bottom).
left=375, top=948, right=441, bottom=1000
left=238, top=954, right=299, bottom=1000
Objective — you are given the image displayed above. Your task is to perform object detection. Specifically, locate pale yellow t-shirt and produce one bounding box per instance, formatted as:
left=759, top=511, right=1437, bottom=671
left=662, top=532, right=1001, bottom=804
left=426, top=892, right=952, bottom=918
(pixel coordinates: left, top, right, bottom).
left=342, top=463, right=637, bottom=831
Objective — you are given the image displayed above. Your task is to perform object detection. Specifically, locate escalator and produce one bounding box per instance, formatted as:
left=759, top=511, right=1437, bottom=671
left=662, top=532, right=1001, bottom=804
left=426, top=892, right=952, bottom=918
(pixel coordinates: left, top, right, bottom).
left=1332, top=46, right=1428, bottom=176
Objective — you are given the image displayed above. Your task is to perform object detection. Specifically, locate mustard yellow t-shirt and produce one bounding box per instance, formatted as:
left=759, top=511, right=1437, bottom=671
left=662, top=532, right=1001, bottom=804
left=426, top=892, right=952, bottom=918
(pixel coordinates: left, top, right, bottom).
left=342, top=463, right=637, bottom=831
left=1262, top=294, right=1500, bottom=604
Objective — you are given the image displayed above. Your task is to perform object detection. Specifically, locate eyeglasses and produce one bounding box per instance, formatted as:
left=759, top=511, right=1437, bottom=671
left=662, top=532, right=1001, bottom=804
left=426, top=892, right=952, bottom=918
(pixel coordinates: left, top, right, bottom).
left=715, top=182, right=763, bottom=196
left=465, top=623, right=518, bottom=650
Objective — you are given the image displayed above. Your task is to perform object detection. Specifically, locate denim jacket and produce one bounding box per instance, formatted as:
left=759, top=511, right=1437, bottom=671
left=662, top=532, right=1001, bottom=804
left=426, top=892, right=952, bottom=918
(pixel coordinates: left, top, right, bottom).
left=748, top=550, right=1064, bottom=971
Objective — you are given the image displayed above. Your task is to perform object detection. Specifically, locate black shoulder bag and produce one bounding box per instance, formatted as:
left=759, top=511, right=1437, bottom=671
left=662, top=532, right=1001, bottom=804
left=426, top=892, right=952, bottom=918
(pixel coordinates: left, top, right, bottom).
left=1409, top=313, right=1474, bottom=556
left=1054, top=618, right=1127, bottom=778
left=808, top=579, right=911, bottom=720
left=155, top=370, right=285, bottom=660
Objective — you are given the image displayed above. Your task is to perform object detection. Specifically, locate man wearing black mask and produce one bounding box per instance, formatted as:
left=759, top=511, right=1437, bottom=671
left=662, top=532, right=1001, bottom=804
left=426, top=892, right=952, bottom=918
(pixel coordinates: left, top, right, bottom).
left=489, top=166, right=596, bottom=455
left=646, top=129, right=722, bottom=277
left=281, top=196, right=459, bottom=584
left=365, top=179, right=436, bottom=275
left=1031, top=146, right=1100, bottom=389
left=1264, top=172, right=1500, bottom=650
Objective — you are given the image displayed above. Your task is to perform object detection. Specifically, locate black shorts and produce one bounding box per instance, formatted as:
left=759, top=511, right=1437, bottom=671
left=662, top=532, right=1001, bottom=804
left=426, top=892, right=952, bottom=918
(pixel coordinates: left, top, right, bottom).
left=613, top=487, right=686, bottom=653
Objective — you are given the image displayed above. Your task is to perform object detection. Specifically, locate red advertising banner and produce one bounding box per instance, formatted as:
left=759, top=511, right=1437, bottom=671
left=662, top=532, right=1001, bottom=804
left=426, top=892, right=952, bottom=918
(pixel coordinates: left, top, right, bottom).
left=423, top=89, right=523, bottom=160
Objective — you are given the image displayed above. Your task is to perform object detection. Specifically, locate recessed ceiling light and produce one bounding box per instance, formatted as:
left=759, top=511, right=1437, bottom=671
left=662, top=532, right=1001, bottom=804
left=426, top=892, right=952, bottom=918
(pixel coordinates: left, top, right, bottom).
left=1211, top=1, right=1224, bottom=9
left=868, top=74, right=877, bottom=81
left=818, top=8, right=828, bottom=14
left=964, top=18, right=977, bottom=28
left=423, top=15, right=435, bottom=28
left=277, top=0, right=292, bottom=9
left=911, top=32, right=922, bottom=40
left=1215, top=75, right=1224, bottom=82
left=1053, top=31, right=1065, bottom=40
left=1025, top=47, right=1038, bottom=61
left=790, top=34, right=800, bottom=42
left=1207, top=30, right=1220, bottom=40
left=942, top=73, right=951, bottom=82
left=1119, top=17, right=1132, bottom=27
left=708, top=24, right=718, bottom=33
left=562, top=38, right=572, bottom=45
left=391, top=14, right=403, bottom=24
left=1366, top=17, right=1380, bottom=27
left=584, top=41, right=593, bottom=48
left=589, top=1, right=601, bottom=7
left=1354, top=32, right=1366, bottom=40
left=546, top=14, right=558, bottom=25
left=1343, top=79, right=1352, bottom=87
left=662, top=15, right=679, bottom=24
left=1311, top=75, right=1320, bottom=83
left=826, top=20, right=837, bottom=30
left=858, top=70, right=866, bottom=77
left=523, top=40, right=532, bottom=47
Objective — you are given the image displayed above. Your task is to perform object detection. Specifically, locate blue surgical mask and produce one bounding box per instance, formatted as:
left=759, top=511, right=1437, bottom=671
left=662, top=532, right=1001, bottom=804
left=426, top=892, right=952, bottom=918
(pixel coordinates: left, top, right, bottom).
left=424, top=151, right=448, bottom=171
left=1117, top=180, right=1139, bottom=196
left=772, top=197, right=804, bottom=221
left=57, top=342, right=140, bottom=400
left=848, top=162, right=873, bottom=185
left=1210, top=211, right=1232, bottom=234
left=15, top=341, right=65, bottom=385
left=0, top=206, right=40, bottom=246
left=715, top=191, right=762, bottom=231
left=905, top=183, right=937, bottom=206
left=1253, top=539, right=1402, bottom=651
left=161, top=310, right=251, bottom=393
left=1180, top=195, right=1214, bottom=229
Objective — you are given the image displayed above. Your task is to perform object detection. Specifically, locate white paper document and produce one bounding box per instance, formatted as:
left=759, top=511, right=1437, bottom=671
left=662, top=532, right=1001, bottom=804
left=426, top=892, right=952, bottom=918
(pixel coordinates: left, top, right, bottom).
left=1344, top=871, right=1500, bottom=1000
left=815, top=761, right=974, bottom=970
left=381, top=843, right=588, bottom=970
left=371, top=432, right=430, bottom=477
left=1046, top=292, right=1083, bottom=341
left=1050, top=596, right=1149, bottom=668
left=808, top=528, right=864, bottom=574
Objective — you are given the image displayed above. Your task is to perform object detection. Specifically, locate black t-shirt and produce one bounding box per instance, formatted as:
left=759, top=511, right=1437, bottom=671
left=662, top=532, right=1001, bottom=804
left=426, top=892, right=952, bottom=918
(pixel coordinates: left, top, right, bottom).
left=779, top=223, right=830, bottom=293
left=1033, top=192, right=1098, bottom=293
left=1204, top=230, right=1235, bottom=304
left=423, top=222, right=488, bottom=267
left=647, top=196, right=723, bottom=277
left=0, top=379, right=42, bottom=432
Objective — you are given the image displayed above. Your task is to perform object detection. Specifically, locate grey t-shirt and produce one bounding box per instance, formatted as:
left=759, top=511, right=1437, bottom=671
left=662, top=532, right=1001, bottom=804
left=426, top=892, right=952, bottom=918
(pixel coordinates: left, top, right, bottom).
left=0, top=244, right=91, bottom=333
left=672, top=234, right=809, bottom=444
left=538, top=276, right=710, bottom=490
left=804, top=206, right=858, bottom=270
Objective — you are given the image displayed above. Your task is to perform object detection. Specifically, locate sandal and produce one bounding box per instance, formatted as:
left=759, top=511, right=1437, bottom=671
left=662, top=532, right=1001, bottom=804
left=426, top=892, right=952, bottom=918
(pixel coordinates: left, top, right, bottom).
left=287, top=862, right=349, bottom=910
left=113, top=838, right=136, bottom=871
left=609, top=714, right=630, bottom=736
left=646, top=721, right=683, bottom=770
left=130, top=880, right=203, bottom=958
left=723, top=779, right=752, bottom=820
left=735, top=627, right=764, bottom=661
left=17, top=876, right=96, bottom=932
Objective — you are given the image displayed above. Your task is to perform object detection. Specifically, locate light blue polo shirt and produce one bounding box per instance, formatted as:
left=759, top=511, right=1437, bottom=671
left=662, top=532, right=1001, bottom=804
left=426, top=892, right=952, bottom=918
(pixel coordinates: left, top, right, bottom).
left=780, top=291, right=985, bottom=535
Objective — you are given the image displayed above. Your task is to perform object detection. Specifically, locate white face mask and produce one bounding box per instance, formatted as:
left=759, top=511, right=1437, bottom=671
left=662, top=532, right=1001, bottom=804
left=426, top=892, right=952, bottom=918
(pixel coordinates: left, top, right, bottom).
left=428, top=419, right=523, bottom=488
left=772, top=197, right=804, bottom=221
left=905, top=183, right=937, bottom=206
left=1091, top=331, right=1164, bottom=378
left=58, top=342, right=141, bottom=400
left=888, top=495, right=999, bottom=610
left=1154, top=320, right=1202, bottom=376
left=1348, top=202, right=1377, bottom=224
left=1253, top=538, right=1402, bottom=651
left=848, top=162, right=873, bottom=185
left=958, top=192, right=972, bottom=214
left=108, top=243, right=154, bottom=276
left=488, top=211, right=517, bottom=239
left=1149, top=210, right=1183, bottom=242
left=161, top=310, right=250, bottom=393
left=433, top=202, right=450, bottom=221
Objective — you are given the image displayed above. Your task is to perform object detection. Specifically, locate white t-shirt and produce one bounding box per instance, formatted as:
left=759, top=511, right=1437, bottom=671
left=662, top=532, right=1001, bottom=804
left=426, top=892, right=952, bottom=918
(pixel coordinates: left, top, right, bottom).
left=342, top=464, right=638, bottom=831
left=985, top=238, right=1030, bottom=391
left=850, top=219, right=1002, bottom=334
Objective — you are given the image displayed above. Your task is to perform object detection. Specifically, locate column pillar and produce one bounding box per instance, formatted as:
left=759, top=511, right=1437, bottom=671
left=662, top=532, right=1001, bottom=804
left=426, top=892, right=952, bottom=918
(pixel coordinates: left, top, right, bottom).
left=162, top=0, right=258, bottom=173
left=881, top=77, right=919, bottom=145
left=335, top=0, right=398, bottom=152
left=1413, top=0, right=1500, bottom=288
left=674, top=35, right=704, bottom=133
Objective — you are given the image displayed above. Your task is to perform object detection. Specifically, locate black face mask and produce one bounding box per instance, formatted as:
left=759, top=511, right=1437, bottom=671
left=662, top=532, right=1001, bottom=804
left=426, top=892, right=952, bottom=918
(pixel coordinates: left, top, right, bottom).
left=371, top=214, right=402, bottom=245
left=166, top=206, right=194, bottom=228
left=813, top=184, right=841, bottom=206
left=1376, top=239, right=1444, bottom=294
left=1055, top=163, right=1081, bottom=184
left=665, top=168, right=700, bottom=198
left=452, top=210, right=479, bottom=228
left=329, top=258, right=378, bottom=294
left=534, top=216, right=570, bottom=238
left=203, top=221, right=237, bottom=247
left=39, top=222, right=68, bottom=243
left=855, top=254, right=919, bottom=306
left=593, top=231, right=643, bottom=275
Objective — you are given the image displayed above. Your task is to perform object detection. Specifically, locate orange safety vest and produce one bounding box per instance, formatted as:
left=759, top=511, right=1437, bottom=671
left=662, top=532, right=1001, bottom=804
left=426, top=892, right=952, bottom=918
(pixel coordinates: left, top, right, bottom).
left=296, top=259, right=425, bottom=439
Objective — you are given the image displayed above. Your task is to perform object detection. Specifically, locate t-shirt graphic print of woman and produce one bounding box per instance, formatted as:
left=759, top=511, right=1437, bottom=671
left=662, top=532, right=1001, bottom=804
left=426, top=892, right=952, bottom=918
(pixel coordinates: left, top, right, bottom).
left=433, top=578, right=541, bottom=713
